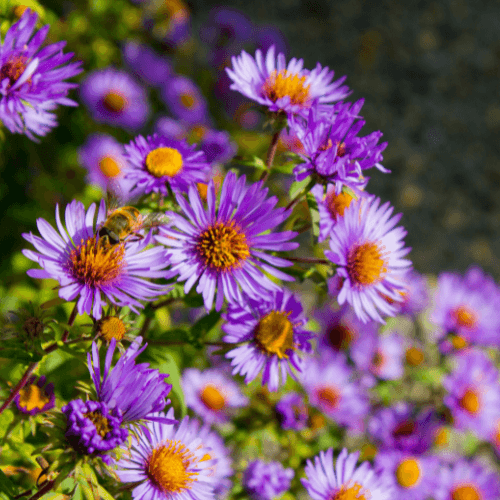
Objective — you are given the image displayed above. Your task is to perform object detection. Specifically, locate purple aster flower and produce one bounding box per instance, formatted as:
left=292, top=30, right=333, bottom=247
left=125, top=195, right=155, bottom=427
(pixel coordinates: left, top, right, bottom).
left=291, top=100, right=388, bottom=190
left=122, top=41, right=171, bottom=87
left=351, top=331, right=404, bottom=380
left=182, top=367, right=248, bottom=425
left=226, top=45, right=350, bottom=117
left=80, top=68, right=150, bottom=130
left=367, top=403, right=439, bottom=454
left=395, top=270, right=429, bottom=316
left=243, top=460, right=293, bottom=500
left=199, top=129, right=237, bottom=164
left=312, top=183, right=371, bottom=242
left=123, top=133, right=210, bottom=197
left=254, top=26, right=288, bottom=57
left=154, top=116, right=188, bottom=140
left=275, top=392, right=308, bottom=431
left=443, top=349, right=500, bottom=439
left=14, top=375, right=55, bottom=415
left=374, top=451, right=440, bottom=500
left=88, top=337, right=174, bottom=425
left=0, top=9, right=82, bottom=140
left=302, top=448, right=394, bottom=500
left=435, top=459, right=500, bottom=500
left=430, top=268, right=500, bottom=349
left=222, top=289, right=314, bottom=391
left=156, top=171, right=298, bottom=311
left=62, top=399, right=128, bottom=456
left=22, top=199, right=171, bottom=320
left=160, top=75, right=210, bottom=125
left=325, top=197, right=412, bottom=323
left=301, top=353, right=369, bottom=431
left=77, top=133, right=137, bottom=198
left=116, top=409, right=219, bottom=500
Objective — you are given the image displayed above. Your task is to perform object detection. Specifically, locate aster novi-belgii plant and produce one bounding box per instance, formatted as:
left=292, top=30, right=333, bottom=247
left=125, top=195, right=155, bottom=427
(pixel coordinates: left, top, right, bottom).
left=156, top=171, right=299, bottom=311
left=0, top=9, right=82, bottom=140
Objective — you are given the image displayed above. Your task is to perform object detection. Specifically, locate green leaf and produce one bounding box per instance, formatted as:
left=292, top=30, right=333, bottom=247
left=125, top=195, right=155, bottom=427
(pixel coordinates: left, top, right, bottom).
left=0, top=347, right=39, bottom=362
left=235, top=155, right=267, bottom=170
left=0, top=468, right=17, bottom=496
left=306, top=192, right=320, bottom=238
left=288, top=177, right=310, bottom=200
left=190, top=311, right=221, bottom=344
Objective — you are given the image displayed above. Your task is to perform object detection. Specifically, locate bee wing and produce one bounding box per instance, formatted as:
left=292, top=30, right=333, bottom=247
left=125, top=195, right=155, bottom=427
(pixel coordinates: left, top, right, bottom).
left=142, top=212, right=169, bottom=229
left=106, top=181, right=127, bottom=213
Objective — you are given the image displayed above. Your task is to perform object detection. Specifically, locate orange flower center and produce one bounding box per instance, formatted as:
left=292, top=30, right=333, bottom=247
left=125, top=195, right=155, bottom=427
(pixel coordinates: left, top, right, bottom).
left=262, top=69, right=311, bottom=106
left=180, top=93, right=196, bottom=109
left=18, top=385, right=50, bottom=412
left=450, top=335, right=469, bottom=350
left=147, top=440, right=198, bottom=494
left=371, top=349, right=385, bottom=369
left=326, top=324, right=354, bottom=350
left=255, top=311, right=294, bottom=359
left=98, top=156, right=121, bottom=178
left=396, top=458, right=420, bottom=488
left=98, top=316, right=126, bottom=342
left=102, top=91, right=127, bottom=113
left=405, top=347, right=424, bottom=366
left=196, top=221, right=250, bottom=271
left=0, top=55, right=28, bottom=88
left=146, top=147, right=184, bottom=178
left=316, top=386, right=341, bottom=410
left=200, top=384, right=226, bottom=411
left=459, top=389, right=480, bottom=415
left=451, top=484, right=481, bottom=500
left=83, top=410, right=112, bottom=437
left=451, top=305, right=477, bottom=330
left=433, top=427, right=449, bottom=447
left=325, top=190, right=354, bottom=221
left=330, top=483, right=368, bottom=500
left=347, top=242, right=387, bottom=286
left=69, top=237, right=125, bottom=286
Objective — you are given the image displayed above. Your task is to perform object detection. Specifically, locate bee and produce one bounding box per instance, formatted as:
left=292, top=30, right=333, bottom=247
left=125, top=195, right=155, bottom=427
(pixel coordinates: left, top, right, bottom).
left=97, top=192, right=167, bottom=247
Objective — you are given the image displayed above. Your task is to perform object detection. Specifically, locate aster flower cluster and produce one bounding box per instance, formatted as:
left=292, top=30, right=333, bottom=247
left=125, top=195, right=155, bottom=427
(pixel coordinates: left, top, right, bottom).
left=3, top=4, right=500, bottom=500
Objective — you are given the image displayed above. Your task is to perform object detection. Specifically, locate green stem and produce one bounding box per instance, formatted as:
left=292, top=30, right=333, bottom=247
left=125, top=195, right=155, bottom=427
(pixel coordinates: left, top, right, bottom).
left=259, top=129, right=282, bottom=182
left=286, top=256, right=329, bottom=265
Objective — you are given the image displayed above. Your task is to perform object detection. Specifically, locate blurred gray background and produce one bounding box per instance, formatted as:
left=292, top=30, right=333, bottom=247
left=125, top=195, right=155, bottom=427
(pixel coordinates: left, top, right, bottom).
left=194, top=0, right=500, bottom=280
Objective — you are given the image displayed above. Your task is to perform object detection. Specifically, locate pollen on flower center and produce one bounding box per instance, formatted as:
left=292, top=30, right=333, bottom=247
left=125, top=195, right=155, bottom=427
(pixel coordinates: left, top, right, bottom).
left=459, top=388, right=480, bottom=414
left=396, top=458, right=420, bottom=488
left=200, top=384, right=226, bottom=411
left=98, top=156, right=121, bottom=178
left=83, top=410, right=112, bottom=437
left=451, top=484, right=480, bottom=500
left=326, top=191, right=354, bottom=220
left=98, top=316, right=126, bottom=342
left=180, top=93, right=196, bottom=109
left=450, top=335, right=469, bottom=350
left=326, top=324, right=354, bottom=350
left=69, top=236, right=125, bottom=286
left=0, top=55, right=28, bottom=88
left=18, top=385, right=49, bottom=412
left=347, top=241, right=387, bottom=286
left=147, top=440, right=197, bottom=494
left=102, top=90, right=127, bottom=113
left=316, top=385, right=341, bottom=410
left=196, top=221, right=250, bottom=271
left=330, top=482, right=368, bottom=500
left=262, top=69, right=311, bottom=106
left=255, top=311, right=294, bottom=359
left=371, top=349, right=385, bottom=368
left=406, top=347, right=424, bottom=366
left=146, top=147, right=184, bottom=178
left=452, top=306, right=477, bottom=330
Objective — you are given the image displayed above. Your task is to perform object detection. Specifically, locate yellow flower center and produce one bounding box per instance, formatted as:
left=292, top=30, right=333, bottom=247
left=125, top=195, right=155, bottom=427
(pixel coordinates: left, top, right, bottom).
left=147, top=440, right=198, bottom=494
left=434, top=427, right=449, bottom=447
left=98, top=156, right=121, bottom=178
left=0, top=55, right=28, bottom=88
left=451, top=484, right=481, bottom=500
left=69, top=237, right=125, bottom=286
left=405, top=347, right=424, bottom=366
left=459, top=388, right=480, bottom=415
left=262, top=69, right=311, bottom=106
left=255, top=311, right=294, bottom=359
left=200, top=384, right=226, bottom=411
left=326, top=324, right=354, bottom=350
left=18, top=385, right=50, bottom=412
left=197, top=182, right=208, bottom=202
left=145, top=147, right=184, bottom=178
left=180, top=93, right=196, bottom=109
left=347, top=242, right=387, bottom=286
left=98, top=316, right=126, bottom=342
left=325, top=191, right=354, bottom=221
left=396, top=458, right=420, bottom=488
left=196, top=221, right=250, bottom=271
left=316, top=385, right=341, bottom=410
left=83, top=410, right=111, bottom=437
left=330, top=483, right=368, bottom=500
left=102, top=91, right=127, bottom=113
left=452, top=305, right=477, bottom=329
left=450, top=335, right=469, bottom=350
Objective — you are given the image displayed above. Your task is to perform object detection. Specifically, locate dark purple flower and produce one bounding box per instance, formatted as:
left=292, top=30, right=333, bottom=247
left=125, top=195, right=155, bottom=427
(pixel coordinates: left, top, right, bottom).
left=243, top=460, right=293, bottom=500
left=15, top=375, right=55, bottom=415
left=0, top=9, right=82, bottom=140
left=275, top=392, right=308, bottom=431
left=122, top=41, right=171, bottom=87
left=62, top=399, right=128, bottom=456
left=200, top=129, right=237, bottom=164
